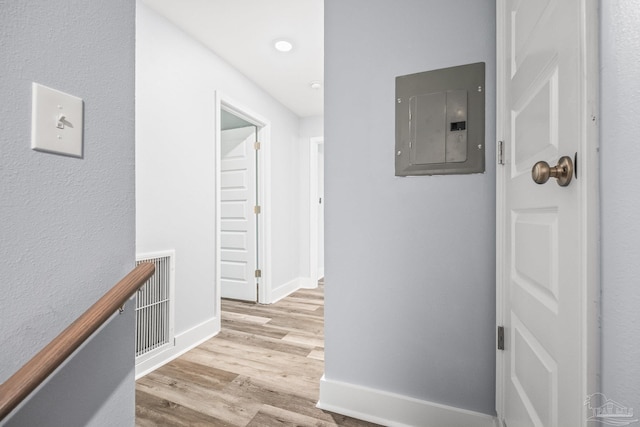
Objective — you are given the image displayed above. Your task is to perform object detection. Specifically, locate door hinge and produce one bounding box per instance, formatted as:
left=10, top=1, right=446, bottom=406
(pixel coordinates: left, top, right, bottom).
left=497, top=326, right=505, bottom=350
left=255, top=269, right=262, bottom=278
left=498, top=140, right=505, bottom=165
left=254, top=141, right=261, bottom=150
left=254, top=205, right=261, bottom=214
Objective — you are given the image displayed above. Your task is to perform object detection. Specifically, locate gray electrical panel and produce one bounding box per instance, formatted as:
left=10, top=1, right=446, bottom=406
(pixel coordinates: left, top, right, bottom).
left=395, top=62, right=485, bottom=176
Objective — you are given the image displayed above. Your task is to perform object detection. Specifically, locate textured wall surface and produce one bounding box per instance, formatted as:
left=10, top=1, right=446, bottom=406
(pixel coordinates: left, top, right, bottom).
left=0, top=1, right=136, bottom=425
left=324, top=0, right=496, bottom=415
left=600, top=0, right=640, bottom=412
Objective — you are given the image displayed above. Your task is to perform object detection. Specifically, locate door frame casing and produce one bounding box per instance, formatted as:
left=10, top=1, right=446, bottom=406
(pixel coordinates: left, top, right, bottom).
left=215, top=91, right=271, bottom=307
left=494, top=0, right=600, bottom=422
left=308, top=137, right=324, bottom=287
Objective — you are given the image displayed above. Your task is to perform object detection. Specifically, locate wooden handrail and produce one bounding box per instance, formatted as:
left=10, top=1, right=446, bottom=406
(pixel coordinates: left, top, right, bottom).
left=0, top=263, right=155, bottom=421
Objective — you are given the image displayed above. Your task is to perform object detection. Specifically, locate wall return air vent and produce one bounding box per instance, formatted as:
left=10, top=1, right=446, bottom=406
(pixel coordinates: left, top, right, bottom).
left=135, top=251, right=175, bottom=363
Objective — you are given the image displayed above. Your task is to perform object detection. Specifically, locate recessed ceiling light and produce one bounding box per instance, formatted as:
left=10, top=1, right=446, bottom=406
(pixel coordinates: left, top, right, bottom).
left=274, top=40, right=293, bottom=52
left=310, top=81, right=322, bottom=90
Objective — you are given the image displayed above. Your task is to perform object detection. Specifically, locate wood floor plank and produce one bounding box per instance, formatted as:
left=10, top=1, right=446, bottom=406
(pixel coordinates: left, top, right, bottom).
left=138, top=371, right=260, bottom=426
left=257, top=299, right=320, bottom=312
left=136, top=285, right=381, bottom=426
left=222, top=310, right=272, bottom=325
left=154, top=358, right=239, bottom=391
left=265, top=316, right=324, bottom=335
left=223, top=305, right=324, bottom=329
left=282, top=332, right=324, bottom=348
left=223, top=300, right=322, bottom=317
left=136, top=389, right=231, bottom=427
left=286, top=293, right=324, bottom=302
left=246, top=405, right=336, bottom=427
left=225, top=376, right=373, bottom=426
left=194, top=346, right=324, bottom=386
left=178, top=348, right=322, bottom=399
left=198, top=335, right=323, bottom=373
left=221, top=318, right=288, bottom=339
left=247, top=404, right=380, bottom=427
left=215, top=328, right=314, bottom=357
left=307, top=348, right=325, bottom=361
left=224, top=321, right=323, bottom=347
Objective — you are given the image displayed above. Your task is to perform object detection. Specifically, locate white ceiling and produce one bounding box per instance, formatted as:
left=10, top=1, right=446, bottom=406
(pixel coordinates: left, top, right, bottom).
left=142, top=0, right=324, bottom=118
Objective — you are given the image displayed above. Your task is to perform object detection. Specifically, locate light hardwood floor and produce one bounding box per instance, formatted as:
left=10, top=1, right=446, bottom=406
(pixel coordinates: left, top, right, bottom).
left=135, top=284, right=381, bottom=426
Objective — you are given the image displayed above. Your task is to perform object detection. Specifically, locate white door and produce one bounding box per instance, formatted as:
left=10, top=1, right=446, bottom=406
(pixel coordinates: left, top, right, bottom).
left=496, top=0, right=598, bottom=425
left=220, top=126, right=258, bottom=302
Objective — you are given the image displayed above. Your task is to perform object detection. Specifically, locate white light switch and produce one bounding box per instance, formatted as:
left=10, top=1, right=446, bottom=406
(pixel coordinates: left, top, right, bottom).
left=31, top=83, right=83, bottom=158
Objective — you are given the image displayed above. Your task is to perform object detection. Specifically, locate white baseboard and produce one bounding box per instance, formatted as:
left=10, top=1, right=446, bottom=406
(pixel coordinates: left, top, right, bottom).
left=269, top=277, right=306, bottom=303
left=135, top=316, right=219, bottom=379
left=317, top=376, right=496, bottom=427
left=299, top=276, right=318, bottom=289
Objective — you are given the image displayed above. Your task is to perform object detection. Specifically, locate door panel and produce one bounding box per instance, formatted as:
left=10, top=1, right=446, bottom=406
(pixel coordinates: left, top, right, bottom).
left=512, top=68, right=558, bottom=169
left=512, top=210, right=559, bottom=312
left=511, top=314, right=557, bottom=427
left=220, top=126, right=257, bottom=302
left=498, top=0, right=596, bottom=425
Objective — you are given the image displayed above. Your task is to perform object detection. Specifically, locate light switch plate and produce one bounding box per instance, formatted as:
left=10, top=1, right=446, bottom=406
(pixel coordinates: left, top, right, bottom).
left=31, top=83, right=84, bottom=158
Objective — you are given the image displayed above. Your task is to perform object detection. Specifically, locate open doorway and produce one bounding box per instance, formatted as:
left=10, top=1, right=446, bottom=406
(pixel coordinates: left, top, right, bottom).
left=309, top=137, right=325, bottom=286
left=216, top=93, right=271, bottom=305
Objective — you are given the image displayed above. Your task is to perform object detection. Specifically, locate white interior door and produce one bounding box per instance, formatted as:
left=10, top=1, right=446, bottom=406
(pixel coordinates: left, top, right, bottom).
left=497, top=0, right=598, bottom=425
left=220, top=126, right=257, bottom=302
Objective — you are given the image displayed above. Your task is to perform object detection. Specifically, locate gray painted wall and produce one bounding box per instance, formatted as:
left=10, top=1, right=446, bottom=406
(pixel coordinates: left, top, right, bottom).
left=600, top=0, right=640, bottom=413
left=0, top=1, right=136, bottom=425
left=324, top=0, right=496, bottom=415
left=3, top=1, right=636, bottom=423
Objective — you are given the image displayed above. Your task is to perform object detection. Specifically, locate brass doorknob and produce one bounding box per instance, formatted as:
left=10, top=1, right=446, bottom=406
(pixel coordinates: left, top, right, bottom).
left=531, top=156, right=573, bottom=186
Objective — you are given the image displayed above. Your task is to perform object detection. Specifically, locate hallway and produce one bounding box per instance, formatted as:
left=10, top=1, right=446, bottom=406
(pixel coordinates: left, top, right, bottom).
left=135, top=284, right=380, bottom=426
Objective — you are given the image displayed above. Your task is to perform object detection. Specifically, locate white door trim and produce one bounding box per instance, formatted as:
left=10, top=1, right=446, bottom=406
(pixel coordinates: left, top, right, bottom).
left=215, top=91, right=272, bottom=305
left=494, top=0, right=600, bottom=422
left=494, top=1, right=506, bottom=416
left=579, top=0, right=602, bottom=411
left=308, top=137, right=324, bottom=287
